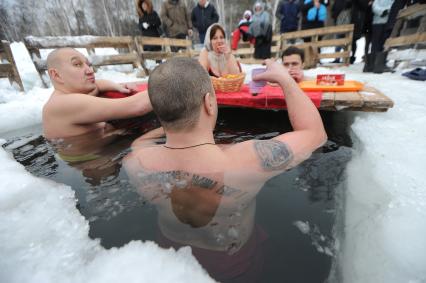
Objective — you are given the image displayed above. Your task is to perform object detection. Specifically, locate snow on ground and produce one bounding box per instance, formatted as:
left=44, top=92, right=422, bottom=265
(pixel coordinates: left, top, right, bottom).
left=0, top=42, right=425, bottom=283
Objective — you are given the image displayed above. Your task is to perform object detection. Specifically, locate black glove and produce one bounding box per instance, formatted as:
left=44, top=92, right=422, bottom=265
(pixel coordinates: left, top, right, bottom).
left=381, top=9, right=389, bottom=17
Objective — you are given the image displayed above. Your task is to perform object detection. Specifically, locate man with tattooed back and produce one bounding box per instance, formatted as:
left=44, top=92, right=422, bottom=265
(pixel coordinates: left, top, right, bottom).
left=124, top=57, right=327, bottom=282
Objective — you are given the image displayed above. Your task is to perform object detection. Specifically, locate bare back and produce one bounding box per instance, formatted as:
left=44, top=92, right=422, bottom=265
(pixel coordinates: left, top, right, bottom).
left=124, top=138, right=301, bottom=252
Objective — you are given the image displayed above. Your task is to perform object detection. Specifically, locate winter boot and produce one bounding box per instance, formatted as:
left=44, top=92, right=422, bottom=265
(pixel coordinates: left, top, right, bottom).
left=363, top=54, right=374, bottom=73
left=373, top=51, right=392, bottom=74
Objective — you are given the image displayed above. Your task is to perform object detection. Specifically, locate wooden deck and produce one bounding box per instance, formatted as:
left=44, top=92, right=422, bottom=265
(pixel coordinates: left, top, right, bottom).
left=320, top=86, right=394, bottom=112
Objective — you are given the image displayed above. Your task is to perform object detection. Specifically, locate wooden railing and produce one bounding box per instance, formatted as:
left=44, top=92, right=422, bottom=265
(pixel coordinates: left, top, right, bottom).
left=0, top=40, right=24, bottom=91
left=233, top=34, right=282, bottom=64
left=385, top=3, right=426, bottom=50
left=24, top=35, right=144, bottom=87
left=232, top=24, right=354, bottom=68
left=280, top=24, right=354, bottom=68
left=24, top=35, right=196, bottom=87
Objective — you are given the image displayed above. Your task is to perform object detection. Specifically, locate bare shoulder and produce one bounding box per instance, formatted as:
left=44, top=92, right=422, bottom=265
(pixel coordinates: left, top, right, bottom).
left=198, top=49, right=209, bottom=66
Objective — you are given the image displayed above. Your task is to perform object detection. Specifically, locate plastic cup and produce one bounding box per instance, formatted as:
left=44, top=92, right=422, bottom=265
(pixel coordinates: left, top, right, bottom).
left=250, top=68, right=267, bottom=95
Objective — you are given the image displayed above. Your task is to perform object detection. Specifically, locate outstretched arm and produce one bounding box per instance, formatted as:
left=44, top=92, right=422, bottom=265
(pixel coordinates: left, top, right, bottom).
left=227, top=60, right=327, bottom=177
left=51, top=90, right=153, bottom=125
left=95, top=79, right=133, bottom=94
left=254, top=59, right=327, bottom=163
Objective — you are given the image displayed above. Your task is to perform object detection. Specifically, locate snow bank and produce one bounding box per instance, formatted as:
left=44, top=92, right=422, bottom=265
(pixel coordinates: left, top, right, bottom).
left=340, top=67, right=426, bottom=283
left=0, top=140, right=214, bottom=283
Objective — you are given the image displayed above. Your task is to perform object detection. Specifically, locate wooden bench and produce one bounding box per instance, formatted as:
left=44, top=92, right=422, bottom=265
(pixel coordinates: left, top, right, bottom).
left=134, top=36, right=195, bottom=74
left=24, top=35, right=145, bottom=87
left=385, top=3, right=426, bottom=66
left=233, top=34, right=282, bottom=64
left=280, top=24, right=354, bottom=68
left=0, top=40, right=24, bottom=91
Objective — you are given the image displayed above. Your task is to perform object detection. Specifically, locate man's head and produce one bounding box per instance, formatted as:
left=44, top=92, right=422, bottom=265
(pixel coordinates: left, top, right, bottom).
left=148, top=57, right=216, bottom=132
left=47, top=48, right=96, bottom=94
left=281, top=46, right=305, bottom=82
left=198, top=0, right=207, bottom=7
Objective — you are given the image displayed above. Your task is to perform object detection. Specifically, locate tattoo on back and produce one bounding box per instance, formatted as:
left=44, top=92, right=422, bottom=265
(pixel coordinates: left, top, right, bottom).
left=253, top=140, right=294, bottom=171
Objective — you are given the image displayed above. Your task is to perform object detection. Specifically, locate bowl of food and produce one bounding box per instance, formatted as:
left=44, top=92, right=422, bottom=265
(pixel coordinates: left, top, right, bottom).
left=211, top=73, right=246, bottom=93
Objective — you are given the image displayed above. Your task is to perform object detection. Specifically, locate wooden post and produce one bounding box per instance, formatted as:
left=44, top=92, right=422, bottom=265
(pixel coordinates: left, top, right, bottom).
left=0, top=40, right=24, bottom=91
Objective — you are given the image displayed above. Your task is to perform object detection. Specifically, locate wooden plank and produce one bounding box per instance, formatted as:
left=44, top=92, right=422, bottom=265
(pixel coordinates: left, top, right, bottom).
left=281, top=24, right=354, bottom=40
left=169, top=38, right=192, bottom=47
left=0, top=63, right=12, bottom=75
left=141, top=51, right=171, bottom=60
left=35, top=53, right=140, bottom=70
left=90, top=53, right=139, bottom=66
left=359, top=86, right=394, bottom=109
left=317, top=51, right=350, bottom=59
left=334, top=91, right=363, bottom=107
left=397, top=3, right=426, bottom=20
left=233, top=47, right=254, bottom=56
left=320, top=92, right=335, bottom=108
left=24, top=36, right=133, bottom=49
left=136, top=36, right=191, bottom=47
left=385, top=32, right=426, bottom=49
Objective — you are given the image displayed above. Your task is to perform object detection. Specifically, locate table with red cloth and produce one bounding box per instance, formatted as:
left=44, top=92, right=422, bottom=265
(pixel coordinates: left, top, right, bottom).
left=103, top=83, right=323, bottom=110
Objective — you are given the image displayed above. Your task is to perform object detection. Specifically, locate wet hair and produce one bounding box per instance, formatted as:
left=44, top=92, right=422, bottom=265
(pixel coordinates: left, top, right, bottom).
left=281, top=46, right=305, bottom=63
left=136, top=0, right=153, bottom=17
left=148, top=57, right=214, bottom=131
left=209, top=24, right=225, bottom=41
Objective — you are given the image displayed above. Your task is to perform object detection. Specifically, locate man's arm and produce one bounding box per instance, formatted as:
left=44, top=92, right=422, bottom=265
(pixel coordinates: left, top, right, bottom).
left=51, top=90, right=152, bottom=125
left=227, top=60, right=327, bottom=175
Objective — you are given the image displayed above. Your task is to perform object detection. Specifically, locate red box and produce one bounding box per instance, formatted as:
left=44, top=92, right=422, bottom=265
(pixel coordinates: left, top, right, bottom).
left=316, top=74, right=345, bottom=86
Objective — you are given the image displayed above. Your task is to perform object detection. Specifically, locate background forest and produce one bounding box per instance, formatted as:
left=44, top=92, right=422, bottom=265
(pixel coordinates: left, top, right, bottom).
left=0, top=0, right=281, bottom=42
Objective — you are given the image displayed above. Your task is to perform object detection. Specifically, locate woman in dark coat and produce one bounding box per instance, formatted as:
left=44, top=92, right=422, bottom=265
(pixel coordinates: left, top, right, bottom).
left=137, top=0, right=162, bottom=51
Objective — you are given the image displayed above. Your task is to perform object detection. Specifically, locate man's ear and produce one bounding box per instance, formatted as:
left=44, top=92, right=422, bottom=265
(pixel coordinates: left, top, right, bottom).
left=48, top=68, right=64, bottom=84
left=204, top=92, right=215, bottom=116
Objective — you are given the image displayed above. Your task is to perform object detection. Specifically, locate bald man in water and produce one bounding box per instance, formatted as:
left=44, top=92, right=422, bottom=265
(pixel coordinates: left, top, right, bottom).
left=43, top=47, right=152, bottom=139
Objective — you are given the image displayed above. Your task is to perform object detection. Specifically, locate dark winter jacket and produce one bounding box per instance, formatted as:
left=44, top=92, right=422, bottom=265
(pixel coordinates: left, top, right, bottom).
left=191, top=2, right=219, bottom=34
left=332, top=0, right=352, bottom=21
left=301, top=0, right=328, bottom=29
left=278, top=0, right=300, bottom=33
left=351, top=0, right=370, bottom=39
left=138, top=11, right=162, bottom=37
left=160, top=0, right=192, bottom=37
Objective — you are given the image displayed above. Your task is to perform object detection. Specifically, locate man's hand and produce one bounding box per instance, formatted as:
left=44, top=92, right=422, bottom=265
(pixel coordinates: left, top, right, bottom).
left=188, top=29, right=193, bottom=37
left=252, top=59, right=292, bottom=84
left=142, top=22, right=149, bottom=29
left=289, top=69, right=304, bottom=83
left=217, top=43, right=231, bottom=57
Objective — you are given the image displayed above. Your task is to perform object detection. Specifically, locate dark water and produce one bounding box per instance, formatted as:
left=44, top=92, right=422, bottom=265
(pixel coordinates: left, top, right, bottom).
left=3, top=109, right=353, bottom=283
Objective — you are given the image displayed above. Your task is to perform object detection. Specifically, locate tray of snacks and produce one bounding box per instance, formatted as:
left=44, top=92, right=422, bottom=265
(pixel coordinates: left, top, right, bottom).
left=299, top=74, right=364, bottom=92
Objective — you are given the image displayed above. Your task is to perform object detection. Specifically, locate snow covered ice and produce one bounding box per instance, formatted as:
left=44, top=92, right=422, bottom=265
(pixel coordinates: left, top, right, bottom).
left=1, top=42, right=426, bottom=283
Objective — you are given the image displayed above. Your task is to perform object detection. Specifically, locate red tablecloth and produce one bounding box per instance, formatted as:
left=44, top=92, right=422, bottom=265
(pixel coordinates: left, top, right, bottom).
left=102, top=83, right=323, bottom=109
